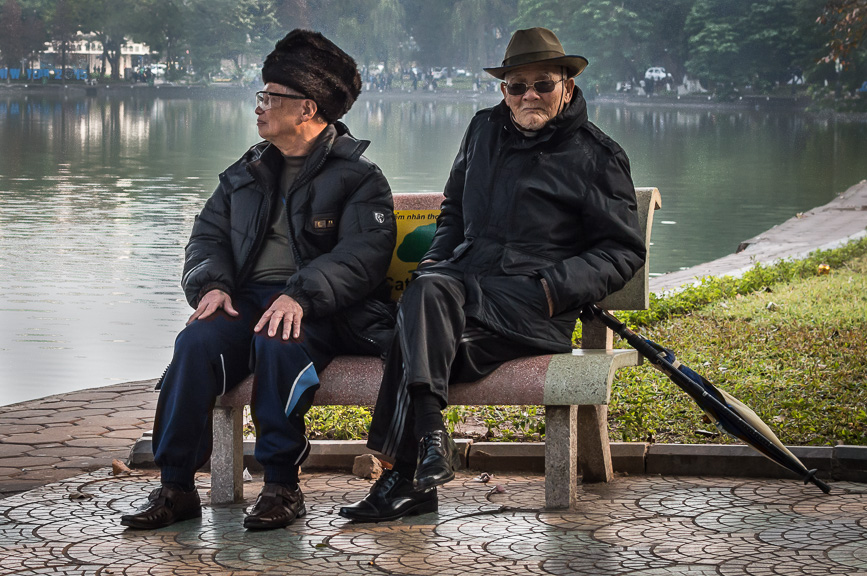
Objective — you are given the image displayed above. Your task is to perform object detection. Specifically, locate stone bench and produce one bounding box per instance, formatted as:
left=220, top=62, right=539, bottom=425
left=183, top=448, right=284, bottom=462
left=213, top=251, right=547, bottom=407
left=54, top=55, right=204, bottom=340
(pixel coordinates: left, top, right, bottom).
left=211, top=188, right=661, bottom=508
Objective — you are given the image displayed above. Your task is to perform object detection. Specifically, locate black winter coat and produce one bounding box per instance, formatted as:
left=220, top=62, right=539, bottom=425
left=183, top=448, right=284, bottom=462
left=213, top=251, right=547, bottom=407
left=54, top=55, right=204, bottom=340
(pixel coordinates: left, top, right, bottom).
left=421, top=89, right=646, bottom=351
left=181, top=122, right=396, bottom=347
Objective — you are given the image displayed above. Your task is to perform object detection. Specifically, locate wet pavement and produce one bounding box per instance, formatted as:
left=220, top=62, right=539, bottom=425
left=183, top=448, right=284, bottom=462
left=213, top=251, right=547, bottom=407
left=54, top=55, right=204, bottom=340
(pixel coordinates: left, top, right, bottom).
left=2, top=469, right=866, bottom=575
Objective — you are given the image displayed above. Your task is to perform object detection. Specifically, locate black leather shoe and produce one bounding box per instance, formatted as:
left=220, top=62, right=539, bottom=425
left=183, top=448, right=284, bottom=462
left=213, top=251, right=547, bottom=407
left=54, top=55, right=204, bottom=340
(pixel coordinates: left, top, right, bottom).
left=414, top=430, right=461, bottom=489
left=120, top=485, right=202, bottom=529
left=338, top=469, right=437, bottom=522
left=243, top=484, right=306, bottom=530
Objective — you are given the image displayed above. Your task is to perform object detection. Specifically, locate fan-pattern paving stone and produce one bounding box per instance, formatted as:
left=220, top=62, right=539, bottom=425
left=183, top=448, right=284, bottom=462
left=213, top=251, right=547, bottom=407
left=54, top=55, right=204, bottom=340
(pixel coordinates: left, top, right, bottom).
left=0, top=470, right=865, bottom=575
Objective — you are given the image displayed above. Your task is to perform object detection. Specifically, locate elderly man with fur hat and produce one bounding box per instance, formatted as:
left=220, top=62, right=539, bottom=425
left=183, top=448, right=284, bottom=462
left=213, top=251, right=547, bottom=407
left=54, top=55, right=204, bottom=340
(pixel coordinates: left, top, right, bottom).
left=340, top=28, right=646, bottom=523
left=121, top=30, right=396, bottom=531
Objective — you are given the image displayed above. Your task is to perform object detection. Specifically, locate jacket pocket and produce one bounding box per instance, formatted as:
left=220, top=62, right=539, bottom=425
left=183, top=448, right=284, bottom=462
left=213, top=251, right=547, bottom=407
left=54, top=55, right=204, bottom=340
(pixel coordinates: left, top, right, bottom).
left=303, top=211, right=340, bottom=254
left=500, top=246, right=555, bottom=275
left=308, top=212, right=340, bottom=235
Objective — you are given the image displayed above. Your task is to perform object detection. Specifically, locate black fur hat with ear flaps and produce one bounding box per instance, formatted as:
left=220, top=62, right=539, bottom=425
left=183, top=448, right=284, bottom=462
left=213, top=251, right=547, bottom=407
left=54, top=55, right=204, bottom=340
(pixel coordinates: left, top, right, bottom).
left=261, top=29, right=362, bottom=124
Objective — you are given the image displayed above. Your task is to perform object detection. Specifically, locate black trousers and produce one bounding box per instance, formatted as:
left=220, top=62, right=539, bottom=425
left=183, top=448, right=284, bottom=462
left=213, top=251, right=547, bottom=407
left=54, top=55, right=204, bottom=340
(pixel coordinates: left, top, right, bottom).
left=367, top=273, right=546, bottom=462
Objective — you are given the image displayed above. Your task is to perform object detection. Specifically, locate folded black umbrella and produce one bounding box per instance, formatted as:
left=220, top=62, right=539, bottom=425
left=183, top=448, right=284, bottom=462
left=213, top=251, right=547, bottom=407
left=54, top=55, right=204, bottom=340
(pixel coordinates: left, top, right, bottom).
left=582, top=304, right=831, bottom=494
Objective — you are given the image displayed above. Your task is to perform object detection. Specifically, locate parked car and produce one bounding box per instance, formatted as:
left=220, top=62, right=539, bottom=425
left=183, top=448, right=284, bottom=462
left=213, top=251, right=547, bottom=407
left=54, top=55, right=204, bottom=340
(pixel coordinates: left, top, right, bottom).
left=644, top=67, right=669, bottom=81
left=431, top=67, right=449, bottom=79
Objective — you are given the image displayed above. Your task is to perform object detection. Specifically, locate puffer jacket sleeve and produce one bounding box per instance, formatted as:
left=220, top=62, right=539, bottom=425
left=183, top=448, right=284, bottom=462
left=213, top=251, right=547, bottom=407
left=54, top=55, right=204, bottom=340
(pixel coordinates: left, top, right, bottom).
left=424, top=123, right=470, bottom=262
left=181, top=179, right=236, bottom=308
left=281, top=166, right=396, bottom=317
left=538, top=149, right=647, bottom=314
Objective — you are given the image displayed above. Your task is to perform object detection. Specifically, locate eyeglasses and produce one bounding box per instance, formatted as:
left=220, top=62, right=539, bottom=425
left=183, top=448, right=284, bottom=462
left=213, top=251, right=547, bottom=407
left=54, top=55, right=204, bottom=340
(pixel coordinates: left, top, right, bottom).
left=255, top=90, right=306, bottom=110
left=503, top=79, right=562, bottom=96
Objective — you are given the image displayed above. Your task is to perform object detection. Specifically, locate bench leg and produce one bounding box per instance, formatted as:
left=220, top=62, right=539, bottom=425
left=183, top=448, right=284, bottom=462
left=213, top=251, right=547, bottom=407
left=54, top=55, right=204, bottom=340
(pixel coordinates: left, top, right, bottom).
left=211, top=406, right=244, bottom=504
left=545, top=405, right=578, bottom=509
left=578, top=316, right=615, bottom=484
left=576, top=404, right=613, bottom=483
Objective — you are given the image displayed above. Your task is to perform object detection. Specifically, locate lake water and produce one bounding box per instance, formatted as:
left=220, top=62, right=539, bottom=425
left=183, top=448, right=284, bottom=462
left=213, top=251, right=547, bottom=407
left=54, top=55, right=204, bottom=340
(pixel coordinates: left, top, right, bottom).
left=1, top=90, right=866, bottom=406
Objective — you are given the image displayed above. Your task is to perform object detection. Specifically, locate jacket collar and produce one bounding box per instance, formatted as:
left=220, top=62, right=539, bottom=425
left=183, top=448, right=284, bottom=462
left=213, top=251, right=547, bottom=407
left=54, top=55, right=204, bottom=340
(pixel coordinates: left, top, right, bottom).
left=491, top=86, right=588, bottom=145
left=224, top=122, right=370, bottom=193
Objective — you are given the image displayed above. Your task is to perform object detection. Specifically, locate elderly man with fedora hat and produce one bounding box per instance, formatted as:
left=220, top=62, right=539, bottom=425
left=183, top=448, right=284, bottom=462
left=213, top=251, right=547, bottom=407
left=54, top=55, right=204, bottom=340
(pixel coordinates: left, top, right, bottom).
left=121, top=29, right=396, bottom=531
left=340, top=27, right=646, bottom=523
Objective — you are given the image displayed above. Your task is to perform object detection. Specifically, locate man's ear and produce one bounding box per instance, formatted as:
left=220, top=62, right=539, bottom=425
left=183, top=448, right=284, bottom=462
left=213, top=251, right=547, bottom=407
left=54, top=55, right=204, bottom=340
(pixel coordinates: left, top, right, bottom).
left=301, top=99, right=318, bottom=121
left=564, top=77, right=576, bottom=101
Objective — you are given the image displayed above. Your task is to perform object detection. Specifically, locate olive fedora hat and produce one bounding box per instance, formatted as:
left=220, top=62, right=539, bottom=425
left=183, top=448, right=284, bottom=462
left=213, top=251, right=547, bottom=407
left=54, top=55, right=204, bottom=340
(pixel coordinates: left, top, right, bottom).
left=484, top=27, right=588, bottom=80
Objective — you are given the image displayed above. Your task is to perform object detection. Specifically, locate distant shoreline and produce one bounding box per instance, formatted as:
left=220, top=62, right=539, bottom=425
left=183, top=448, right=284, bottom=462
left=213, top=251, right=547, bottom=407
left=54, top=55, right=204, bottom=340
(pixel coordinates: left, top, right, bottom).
left=0, top=81, right=815, bottom=109
left=6, top=81, right=863, bottom=120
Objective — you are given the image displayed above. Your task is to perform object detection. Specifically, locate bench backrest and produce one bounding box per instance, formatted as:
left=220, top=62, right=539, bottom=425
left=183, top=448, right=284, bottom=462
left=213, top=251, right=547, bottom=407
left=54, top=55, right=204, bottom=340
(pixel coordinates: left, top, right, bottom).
left=388, top=188, right=661, bottom=310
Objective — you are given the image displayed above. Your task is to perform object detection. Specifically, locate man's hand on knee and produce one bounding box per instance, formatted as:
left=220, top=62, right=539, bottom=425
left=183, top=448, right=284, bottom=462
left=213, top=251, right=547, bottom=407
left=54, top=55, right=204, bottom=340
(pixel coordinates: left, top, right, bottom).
left=187, top=289, right=239, bottom=325
left=255, top=295, right=303, bottom=340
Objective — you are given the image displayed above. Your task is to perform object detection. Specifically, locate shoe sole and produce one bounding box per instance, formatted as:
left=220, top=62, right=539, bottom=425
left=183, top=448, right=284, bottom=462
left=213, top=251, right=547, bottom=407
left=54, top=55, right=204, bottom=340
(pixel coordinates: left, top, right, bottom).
left=339, top=497, right=438, bottom=523
left=120, top=508, right=202, bottom=530
left=243, top=505, right=307, bottom=530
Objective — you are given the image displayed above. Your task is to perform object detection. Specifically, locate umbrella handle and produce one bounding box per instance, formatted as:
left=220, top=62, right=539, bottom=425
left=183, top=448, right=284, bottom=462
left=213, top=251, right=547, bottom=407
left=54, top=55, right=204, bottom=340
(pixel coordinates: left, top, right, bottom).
left=803, top=469, right=832, bottom=494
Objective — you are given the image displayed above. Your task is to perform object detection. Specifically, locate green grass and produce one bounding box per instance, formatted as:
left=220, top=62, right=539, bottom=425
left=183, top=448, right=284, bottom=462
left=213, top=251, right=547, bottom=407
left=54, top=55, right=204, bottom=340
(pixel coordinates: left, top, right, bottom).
left=610, top=251, right=867, bottom=445
left=270, top=236, right=867, bottom=446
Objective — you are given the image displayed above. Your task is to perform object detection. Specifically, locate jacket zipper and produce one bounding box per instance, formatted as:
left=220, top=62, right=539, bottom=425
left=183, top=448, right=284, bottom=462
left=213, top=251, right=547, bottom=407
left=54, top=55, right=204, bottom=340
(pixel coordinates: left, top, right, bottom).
left=237, top=167, right=273, bottom=284
left=283, top=150, right=329, bottom=269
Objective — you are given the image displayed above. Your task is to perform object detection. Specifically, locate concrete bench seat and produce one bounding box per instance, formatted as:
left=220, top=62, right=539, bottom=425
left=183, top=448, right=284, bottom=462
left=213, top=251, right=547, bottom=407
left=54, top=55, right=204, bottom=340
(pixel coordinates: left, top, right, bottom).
left=211, top=188, right=661, bottom=508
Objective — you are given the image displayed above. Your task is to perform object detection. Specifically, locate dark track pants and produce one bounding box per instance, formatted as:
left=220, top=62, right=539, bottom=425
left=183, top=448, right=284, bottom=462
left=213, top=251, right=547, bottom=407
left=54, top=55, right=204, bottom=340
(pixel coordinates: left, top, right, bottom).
left=367, top=273, right=545, bottom=462
left=153, top=283, right=339, bottom=487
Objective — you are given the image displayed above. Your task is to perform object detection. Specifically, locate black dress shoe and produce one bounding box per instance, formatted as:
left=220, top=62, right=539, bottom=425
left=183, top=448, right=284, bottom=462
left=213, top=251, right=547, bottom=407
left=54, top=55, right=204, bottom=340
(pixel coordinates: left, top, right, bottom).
left=243, top=484, right=306, bottom=530
left=120, top=485, right=202, bottom=529
left=414, top=430, right=461, bottom=489
left=338, top=469, right=437, bottom=522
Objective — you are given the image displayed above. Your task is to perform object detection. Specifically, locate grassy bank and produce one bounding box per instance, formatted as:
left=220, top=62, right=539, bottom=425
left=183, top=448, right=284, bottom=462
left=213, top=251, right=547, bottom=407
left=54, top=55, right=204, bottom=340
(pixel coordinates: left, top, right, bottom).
left=297, top=236, right=867, bottom=446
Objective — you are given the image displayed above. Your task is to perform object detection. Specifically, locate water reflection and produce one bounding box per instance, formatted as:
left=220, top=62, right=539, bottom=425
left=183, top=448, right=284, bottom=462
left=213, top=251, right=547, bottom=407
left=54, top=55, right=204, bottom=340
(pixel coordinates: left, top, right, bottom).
left=1, top=93, right=866, bottom=404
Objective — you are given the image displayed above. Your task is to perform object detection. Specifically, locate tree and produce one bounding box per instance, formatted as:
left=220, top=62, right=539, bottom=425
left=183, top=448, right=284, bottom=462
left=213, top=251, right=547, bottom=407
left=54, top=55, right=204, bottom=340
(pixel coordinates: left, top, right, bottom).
left=631, top=0, right=691, bottom=82
left=403, top=0, right=457, bottom=67
left=0, top=0, right=26, bottom=68
left=818, top=0, right=867, bottom=66
left=450, top=0, right=516, bottom=71
left=684, top=1, right=748, bottom=88
left=49, top=0, right=80, bottom=72
left=566, top=0, right=649, bottom=86
left=130, top=0, right=190, bottom=77
left=184, top=0, right=281, bottom=78
left=514, top=0, right=648, bottom=88
left=76, top=0, right=138, bottom=79
left=370, top=0, right=407, bottom=69
left=684, top=0, right=821, bottom=91
left=0, top=0, right=46, bottom=70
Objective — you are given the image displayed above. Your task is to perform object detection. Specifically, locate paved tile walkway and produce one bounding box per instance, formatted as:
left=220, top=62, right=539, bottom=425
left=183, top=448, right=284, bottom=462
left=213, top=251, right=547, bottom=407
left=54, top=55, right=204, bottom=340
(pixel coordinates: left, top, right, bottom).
left=0, top=380, right=157, bottom=498
left=1, top=470, right=865, bottom=575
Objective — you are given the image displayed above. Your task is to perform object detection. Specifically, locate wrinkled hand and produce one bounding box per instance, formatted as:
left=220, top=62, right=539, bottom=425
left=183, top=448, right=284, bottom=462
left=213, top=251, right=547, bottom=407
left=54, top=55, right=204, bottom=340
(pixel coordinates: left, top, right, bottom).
left=254, top=295, right=303, bottom=340
left=188, top=289, right=239, bottom=325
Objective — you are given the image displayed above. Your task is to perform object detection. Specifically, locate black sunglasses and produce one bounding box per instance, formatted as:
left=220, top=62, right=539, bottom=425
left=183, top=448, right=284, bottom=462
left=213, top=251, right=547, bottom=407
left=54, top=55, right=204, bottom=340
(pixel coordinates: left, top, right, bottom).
left=503, top=79, right=562, bottom=96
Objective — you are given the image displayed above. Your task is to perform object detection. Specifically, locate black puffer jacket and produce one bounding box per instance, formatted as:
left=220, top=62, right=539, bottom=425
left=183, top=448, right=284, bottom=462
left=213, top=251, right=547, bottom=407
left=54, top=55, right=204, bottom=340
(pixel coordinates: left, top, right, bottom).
left=422, top=89, right=646, bottom=351
left=182, top=122, right=396, bottom=325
